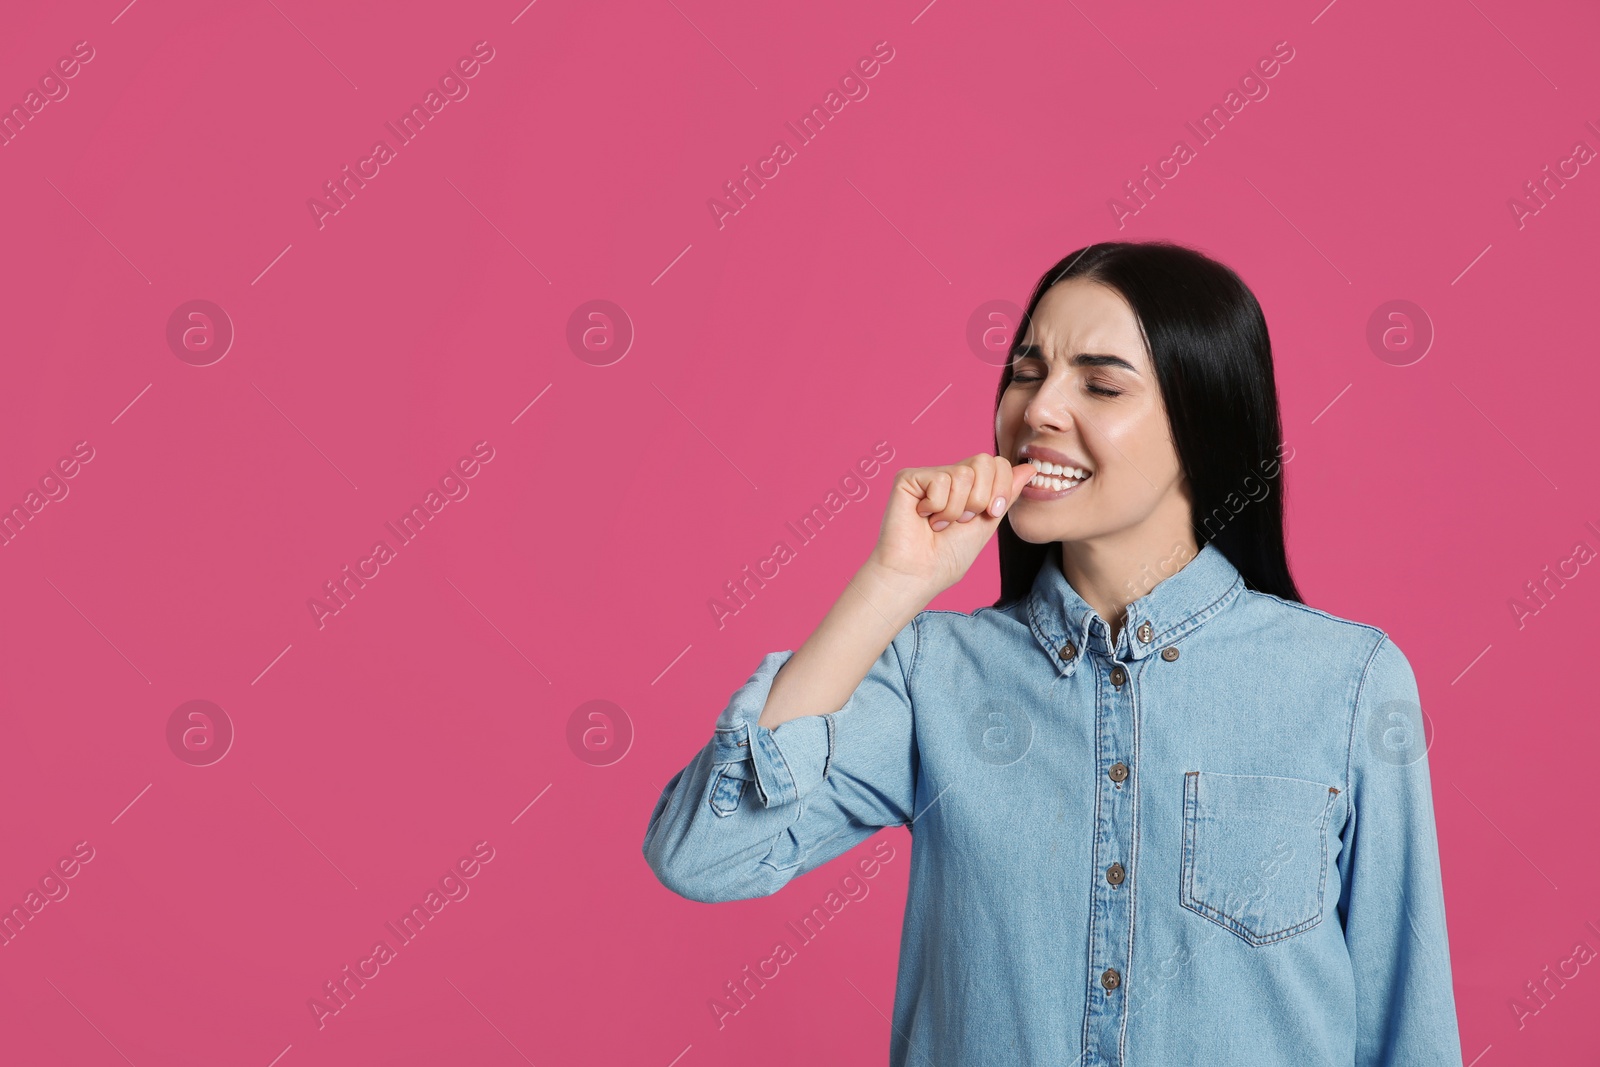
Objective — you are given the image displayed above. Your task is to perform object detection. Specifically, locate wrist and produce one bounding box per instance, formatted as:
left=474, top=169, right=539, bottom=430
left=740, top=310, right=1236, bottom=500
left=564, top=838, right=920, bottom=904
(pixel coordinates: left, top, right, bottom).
left=855, top=555, right=938, bottom=623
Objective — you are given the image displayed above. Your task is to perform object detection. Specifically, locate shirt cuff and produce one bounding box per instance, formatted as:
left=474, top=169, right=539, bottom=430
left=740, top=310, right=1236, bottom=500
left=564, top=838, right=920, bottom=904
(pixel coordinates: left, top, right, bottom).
left=711, top=650, right=835, bottom=809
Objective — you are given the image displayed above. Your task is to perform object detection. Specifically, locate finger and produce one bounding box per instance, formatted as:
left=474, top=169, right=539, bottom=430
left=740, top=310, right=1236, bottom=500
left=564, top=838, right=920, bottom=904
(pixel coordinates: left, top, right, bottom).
left=990, top=460, right=1035, bottom=517
left=959, top=456, right=995, bottom=522
left=931, top=464, right=976, bottom=523
left=1004, top=463, right=1030, bottom=511
left=896, top=468, right=934, bottom=516
left=917, top=470, right=953, bottom=517
left=984, top=455, right=1013, bottom=517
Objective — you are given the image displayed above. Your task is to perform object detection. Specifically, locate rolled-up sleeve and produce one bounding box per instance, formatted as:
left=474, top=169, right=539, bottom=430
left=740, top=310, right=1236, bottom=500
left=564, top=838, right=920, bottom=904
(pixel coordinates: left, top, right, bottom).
left=642, top=616, right=919, bottom=903
left=1338, top=634, right=1463, bottom=1065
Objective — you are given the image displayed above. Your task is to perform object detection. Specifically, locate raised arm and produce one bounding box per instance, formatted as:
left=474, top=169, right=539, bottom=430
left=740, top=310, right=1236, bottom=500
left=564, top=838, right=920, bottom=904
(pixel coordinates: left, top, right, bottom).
left=641, top=454, right=1034, bottom=903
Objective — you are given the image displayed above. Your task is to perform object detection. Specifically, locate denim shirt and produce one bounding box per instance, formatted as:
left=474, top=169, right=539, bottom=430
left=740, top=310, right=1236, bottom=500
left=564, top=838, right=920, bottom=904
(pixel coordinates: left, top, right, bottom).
left=642, top=543, right=1462, bottom=1066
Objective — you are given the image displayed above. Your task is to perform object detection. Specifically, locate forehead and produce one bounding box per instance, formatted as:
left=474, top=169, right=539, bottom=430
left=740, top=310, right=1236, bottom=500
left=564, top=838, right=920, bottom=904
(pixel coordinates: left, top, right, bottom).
left=1019, top=278, right=1147, bottom=359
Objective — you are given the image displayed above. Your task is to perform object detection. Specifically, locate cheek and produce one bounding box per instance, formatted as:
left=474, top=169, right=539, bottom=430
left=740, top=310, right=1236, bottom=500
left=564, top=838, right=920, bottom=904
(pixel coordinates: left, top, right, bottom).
left=1101, top=403, right=1177, bottom=475
left=994, top=397, right=1020, bottom=446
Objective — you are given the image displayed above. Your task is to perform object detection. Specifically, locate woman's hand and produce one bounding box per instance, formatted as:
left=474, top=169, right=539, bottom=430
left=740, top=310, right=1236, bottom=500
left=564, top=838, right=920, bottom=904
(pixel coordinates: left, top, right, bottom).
left=868, top=455, right=1036, bottom=596
left=755, top=455, right=1034, bottom=732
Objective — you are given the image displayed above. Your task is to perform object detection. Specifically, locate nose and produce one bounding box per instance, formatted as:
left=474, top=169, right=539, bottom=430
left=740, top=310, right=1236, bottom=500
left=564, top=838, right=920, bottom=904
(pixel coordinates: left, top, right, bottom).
left=1022, top=375, right=1076, bottom=435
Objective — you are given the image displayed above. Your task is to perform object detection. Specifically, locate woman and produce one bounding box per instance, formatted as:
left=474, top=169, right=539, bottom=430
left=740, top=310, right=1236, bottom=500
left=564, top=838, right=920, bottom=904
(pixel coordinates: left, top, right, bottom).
left=642, top=240, right=1462, bottom=1066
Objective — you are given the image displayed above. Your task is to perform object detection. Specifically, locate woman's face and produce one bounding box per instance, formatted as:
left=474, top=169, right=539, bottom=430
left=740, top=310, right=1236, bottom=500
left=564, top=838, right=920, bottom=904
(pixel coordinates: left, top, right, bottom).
left=995, top=277, right=1191, bottom=546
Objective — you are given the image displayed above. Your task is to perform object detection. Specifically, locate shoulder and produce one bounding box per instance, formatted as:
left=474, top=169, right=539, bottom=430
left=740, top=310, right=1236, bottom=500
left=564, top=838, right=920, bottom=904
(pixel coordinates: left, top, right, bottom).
left=912, top=599, right=1031, bottom=636
left=1226, top=589, right=1422, bottom=729
left=1234, top=589, right=1424, bottom=766
left=1233, top=586, right=1400, bottom=668
left=905, top=600, right=1034, bottom=672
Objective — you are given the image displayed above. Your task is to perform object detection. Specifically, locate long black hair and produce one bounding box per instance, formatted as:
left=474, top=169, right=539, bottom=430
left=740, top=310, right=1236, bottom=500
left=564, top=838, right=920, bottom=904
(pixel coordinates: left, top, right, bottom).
left=992, top=240, right=1303, bottom=608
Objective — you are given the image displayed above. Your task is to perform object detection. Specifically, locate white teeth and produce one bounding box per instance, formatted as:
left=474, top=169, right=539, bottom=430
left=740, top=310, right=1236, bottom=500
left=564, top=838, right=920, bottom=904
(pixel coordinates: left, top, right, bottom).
left=1026, top=472, right=1086, bottom=491
left=1026, top=458, right=1090, bottom=479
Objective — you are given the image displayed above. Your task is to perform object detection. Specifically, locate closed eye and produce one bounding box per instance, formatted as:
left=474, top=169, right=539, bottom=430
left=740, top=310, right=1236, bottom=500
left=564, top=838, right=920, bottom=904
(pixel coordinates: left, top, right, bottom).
left=1010, top=374, right=1120, bottom=397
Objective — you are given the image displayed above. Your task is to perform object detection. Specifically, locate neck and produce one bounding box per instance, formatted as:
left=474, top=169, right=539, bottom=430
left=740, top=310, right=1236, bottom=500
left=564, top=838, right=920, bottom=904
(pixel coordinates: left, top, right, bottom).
left=1059, top=527, right=1199, bottom=646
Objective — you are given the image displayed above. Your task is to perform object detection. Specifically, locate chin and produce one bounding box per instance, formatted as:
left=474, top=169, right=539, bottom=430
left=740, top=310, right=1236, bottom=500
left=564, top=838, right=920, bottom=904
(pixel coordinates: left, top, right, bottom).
left=1006, top=513, right=1073, bottom=544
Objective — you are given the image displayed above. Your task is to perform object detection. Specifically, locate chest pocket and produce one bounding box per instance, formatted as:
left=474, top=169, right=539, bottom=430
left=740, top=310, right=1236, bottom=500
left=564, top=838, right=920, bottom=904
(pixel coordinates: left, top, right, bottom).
left=1180, top=771, right=1339, bottom=946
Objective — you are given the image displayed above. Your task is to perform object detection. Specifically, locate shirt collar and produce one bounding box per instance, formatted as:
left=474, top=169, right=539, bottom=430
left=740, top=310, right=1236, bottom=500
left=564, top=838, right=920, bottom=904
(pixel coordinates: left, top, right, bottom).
left=1025, top=541, right=1245, bottom=674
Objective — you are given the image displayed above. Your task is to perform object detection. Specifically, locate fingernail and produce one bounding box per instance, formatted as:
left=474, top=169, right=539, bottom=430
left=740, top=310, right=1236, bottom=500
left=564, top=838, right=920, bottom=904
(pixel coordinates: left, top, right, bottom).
left=991, top=496, right=1007, bottom=517
left=931, top=519, right=950, bottom=531
left=959, top=511, right=975, bottom=523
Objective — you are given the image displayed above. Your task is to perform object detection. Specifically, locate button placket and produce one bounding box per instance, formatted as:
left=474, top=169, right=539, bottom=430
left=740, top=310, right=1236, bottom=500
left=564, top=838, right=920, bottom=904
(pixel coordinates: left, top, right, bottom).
left=1084, top=651, right=1134, bottom=1061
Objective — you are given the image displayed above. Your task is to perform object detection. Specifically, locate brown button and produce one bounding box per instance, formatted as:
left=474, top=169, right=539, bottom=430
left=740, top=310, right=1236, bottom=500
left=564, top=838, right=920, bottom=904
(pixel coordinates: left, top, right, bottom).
left=1106, top=862, right=1125, bottom=886
left=1101, top=968, right=1121, bottom=991
left=1136, top=621, right=1153, bottom=643
left=1109, top=666, right=1126, bottom=686
left=1058, top=642, right=1076, bottom=660
left=1161, top=646, right=1179, bottom=662
left=1108, top=761, right=1129, bottom=783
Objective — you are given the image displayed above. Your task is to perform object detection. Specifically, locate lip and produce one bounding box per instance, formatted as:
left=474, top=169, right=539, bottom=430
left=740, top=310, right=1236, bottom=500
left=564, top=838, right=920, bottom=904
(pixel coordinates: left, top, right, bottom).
left=1018, top=476, right=1089, bottom=501
left=1014, top=444, right=1093, bottom=502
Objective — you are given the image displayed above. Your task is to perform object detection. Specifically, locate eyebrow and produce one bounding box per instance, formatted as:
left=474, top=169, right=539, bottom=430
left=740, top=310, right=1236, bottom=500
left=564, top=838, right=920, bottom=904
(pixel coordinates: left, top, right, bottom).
left=1010, top=344, right=1140, bottom=374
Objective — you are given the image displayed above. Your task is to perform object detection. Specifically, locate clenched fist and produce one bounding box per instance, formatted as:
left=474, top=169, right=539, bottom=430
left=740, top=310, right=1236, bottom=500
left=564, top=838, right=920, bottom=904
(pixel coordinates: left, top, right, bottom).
left=868, top=454, right=1036, bottom=595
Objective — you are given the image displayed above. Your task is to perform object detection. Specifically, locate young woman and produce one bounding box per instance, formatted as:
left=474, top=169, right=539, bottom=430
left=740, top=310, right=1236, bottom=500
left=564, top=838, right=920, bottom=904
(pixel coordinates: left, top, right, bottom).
left=642, top=241, right=1462, bottom=1066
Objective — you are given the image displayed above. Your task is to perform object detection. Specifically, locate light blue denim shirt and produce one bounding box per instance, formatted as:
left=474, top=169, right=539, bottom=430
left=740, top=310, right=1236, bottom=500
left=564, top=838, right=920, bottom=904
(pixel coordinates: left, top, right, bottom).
left=643, top=543, right=1462, bottom=1066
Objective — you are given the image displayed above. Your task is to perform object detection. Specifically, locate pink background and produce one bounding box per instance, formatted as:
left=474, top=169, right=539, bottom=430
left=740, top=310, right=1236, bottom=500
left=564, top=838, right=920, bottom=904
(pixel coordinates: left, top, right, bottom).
left=1, top=0, right=1596, bottom=1063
